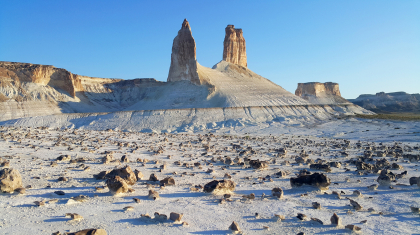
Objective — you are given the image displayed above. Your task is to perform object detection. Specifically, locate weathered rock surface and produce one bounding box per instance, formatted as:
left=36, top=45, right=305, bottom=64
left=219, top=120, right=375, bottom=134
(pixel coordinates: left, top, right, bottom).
left=170, top=212, right=183, bottom=222
left=272, top=187, right=284, bottom=199
left=167, top=19, right=201, bottom=85
left=377, top=170, right=396, bottom=186
left=0, top=61, right=83, bottom=98
left=203, top=180, right=235, bottom=193
left=290, top=173, right=331, bottom=190
left=106, top=176, right=130, bottom=195
left=223, top=25, right=247, bottom=67
left=330, top=213, right=342, bottom=226
left=0, top=168, right=22, bottom=193
left=99, top=166, right=137, bottom=185
left=295, top=82, right=349, bottom=104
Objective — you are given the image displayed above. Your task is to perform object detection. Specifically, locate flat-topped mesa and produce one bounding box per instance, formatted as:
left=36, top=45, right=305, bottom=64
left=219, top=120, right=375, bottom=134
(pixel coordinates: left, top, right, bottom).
left=223, top=25, right=247, bottom=68
left=295, top=82, right=350, bottom=105
left=0, top=61, right=83, bottom=97
left=167, top=19, right=201, bottom=85
left=295, top=82, right=341, bottom=97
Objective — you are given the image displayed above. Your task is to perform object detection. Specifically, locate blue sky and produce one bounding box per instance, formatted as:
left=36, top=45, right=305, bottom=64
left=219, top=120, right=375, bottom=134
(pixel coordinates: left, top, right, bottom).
left=0, top=0, right=419, bottom=99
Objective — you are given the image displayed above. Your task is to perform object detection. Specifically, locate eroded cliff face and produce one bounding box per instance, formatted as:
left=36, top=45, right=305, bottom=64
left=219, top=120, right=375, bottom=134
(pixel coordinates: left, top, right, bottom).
left=295, top=82, right=341, bottom=97
left=223, top=25, right=247, bottom=68
left=167, top=19, right=201, bottom=85
left=0, top=62, right=83, bottom=97
left=294, top=82, right=348, bottom=104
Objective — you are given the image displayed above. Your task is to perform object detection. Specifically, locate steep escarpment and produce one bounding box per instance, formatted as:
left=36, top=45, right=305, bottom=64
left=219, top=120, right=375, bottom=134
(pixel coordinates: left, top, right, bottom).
left=295, top=82, right=349, bottom=104
left=223, top=25, right=247, bottom=67
left=0, top=62, right=83, bottom=97
left=349, top=92, right=420, bottom=113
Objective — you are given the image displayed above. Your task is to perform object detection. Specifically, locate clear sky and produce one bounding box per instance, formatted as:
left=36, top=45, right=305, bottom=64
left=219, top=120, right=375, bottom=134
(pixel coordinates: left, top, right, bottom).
left=0, top=1, right=419, bottom=99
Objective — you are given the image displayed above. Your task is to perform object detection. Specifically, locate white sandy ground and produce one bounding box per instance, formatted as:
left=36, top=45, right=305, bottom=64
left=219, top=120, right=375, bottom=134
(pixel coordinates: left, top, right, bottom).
left=0, top=118, right=419, bottom=235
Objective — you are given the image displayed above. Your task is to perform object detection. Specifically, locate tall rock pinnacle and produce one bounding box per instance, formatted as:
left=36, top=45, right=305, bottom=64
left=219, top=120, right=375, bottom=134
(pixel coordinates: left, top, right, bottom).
left=223, top=25, right=247, bottom=67
left=167, top=19, right=201, bottom=85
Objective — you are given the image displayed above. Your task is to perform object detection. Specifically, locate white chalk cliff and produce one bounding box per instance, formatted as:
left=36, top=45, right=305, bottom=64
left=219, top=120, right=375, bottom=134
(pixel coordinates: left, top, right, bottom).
left=0, top=19, right=372, bottom=131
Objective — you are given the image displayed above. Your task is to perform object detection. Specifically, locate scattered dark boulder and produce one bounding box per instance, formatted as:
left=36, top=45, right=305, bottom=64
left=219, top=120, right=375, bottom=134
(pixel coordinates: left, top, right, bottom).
left=290, top=173, right=330, bottom=190
left=203, top=180, right=235, bottom=193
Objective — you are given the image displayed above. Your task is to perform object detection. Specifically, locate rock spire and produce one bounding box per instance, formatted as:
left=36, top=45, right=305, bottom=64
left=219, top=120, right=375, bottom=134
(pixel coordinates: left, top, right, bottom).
left=223, top=25, right=247, bottom=67
left=167, top=19, right=201, bottom=85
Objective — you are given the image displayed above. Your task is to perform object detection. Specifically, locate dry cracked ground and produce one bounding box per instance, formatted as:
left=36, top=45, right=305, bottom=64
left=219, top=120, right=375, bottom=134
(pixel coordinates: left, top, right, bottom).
left=0, top=126, right=420, bottom=235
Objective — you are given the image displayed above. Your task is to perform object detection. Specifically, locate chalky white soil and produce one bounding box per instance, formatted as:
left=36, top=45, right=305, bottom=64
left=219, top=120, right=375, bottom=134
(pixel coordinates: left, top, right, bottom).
left=0, top=119, right=420, bottom=235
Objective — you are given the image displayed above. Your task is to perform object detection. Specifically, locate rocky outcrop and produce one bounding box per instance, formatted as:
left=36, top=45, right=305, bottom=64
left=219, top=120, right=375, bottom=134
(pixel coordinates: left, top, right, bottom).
left=167, top=19, right=201, bottom=85
left=349, top=91, right=420, bottom=113
left=295, top=82, right=341, bottom=97
left=223, top=25, right=247, bottom=67
left=0, top=168, right=23, bottom=193
left=295, top=82, right=349, bottom=104
left=0, top=61, right=83, bottom=97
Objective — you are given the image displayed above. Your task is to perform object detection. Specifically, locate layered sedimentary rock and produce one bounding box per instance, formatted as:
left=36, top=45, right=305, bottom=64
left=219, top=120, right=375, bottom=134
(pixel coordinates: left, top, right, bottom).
left=223, top=25, right=247, bottom=67
left=0, top=62, right=83, bottom=97
left=295, top=82, right=349, bottom=104
left=295, top=82, right=341, bottom=97
left=167, top=19, right=201, bottom=85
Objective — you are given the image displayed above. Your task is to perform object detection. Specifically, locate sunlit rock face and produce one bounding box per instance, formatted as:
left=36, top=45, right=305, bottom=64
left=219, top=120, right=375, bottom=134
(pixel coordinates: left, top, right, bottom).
left=223, top=25, right=247, bottom=68
left=295, top=82, right=341, bottom=97
left=0, top=61, right=83, bottom=97
left=167, top=19, right=201, bottom=85
left=295, top=82, right=350, bottom=105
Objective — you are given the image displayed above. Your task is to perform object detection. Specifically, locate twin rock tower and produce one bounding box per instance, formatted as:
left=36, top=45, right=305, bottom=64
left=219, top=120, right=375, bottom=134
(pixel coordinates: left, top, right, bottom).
left=167, top=19, right=247, bottom=85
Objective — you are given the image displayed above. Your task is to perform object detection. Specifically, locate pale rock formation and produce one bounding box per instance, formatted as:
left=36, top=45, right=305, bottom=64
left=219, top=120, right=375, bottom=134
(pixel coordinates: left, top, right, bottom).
left=0, top=168, right=23, bottom=193
left=223, top=25, right=247, bottom=67
left=295, top=82, right=341, bottom=97
left=0, top=61, right=83, bottom=97
left=167, top=19, right=201, bottom=85
left=295, top=82, right=349, bottom=104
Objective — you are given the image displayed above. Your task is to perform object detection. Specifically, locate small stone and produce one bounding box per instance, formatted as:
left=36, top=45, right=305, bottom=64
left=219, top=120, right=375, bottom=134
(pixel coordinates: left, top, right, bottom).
left=297, top=213, right=307, bottom=221
left=272, top=187, right=284, bottom=199
left=34, top=201, right=45, bottom=206
left=229, top=221, right=241, bottom=234
left=15, top=187, right=26, bottom=194
left=160, top=177, right=175, bottom=186
left=345, top=224, right=362, bottom=232
left=57, top=177, right=68, bottom=182
left=311, top=217, right=324, bottom=225
left=349, top=199, right=363, bottom=211
left=312, top=202, right=322, bottom=209
left=133, top=198, right=141, bottom=203
left=353, top=190, right=362, bottom=197
left=330, top=213, right=342, bottom=226
left=410, top=206, right=420, bottom=213
left=65, top=213, right=83, bottom=221
left=148, top=190, right=159, bottom=200
left=274, top=214, right=286, bottom=221
left=368, top=184, right=378, bottom=190
left=65, top=228, right=107, bottom=235
left=149, top=173, right=159, bottom=181
left=124, top=206, right=134, bottom=211
left=170, top=212, right=183, bottom=222
left=263, top=226, right=270, bottom=230
left=154, top=212, right=168, bottom=221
